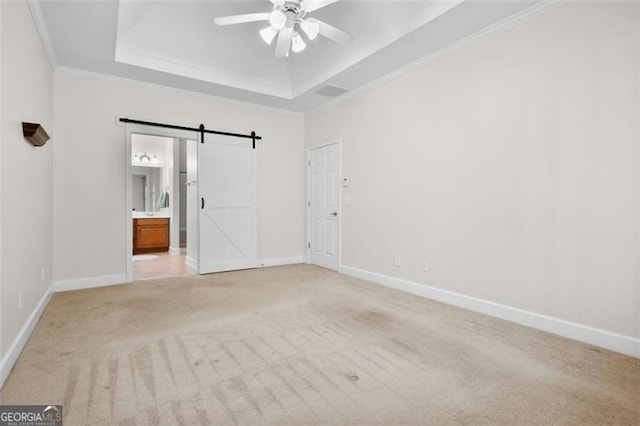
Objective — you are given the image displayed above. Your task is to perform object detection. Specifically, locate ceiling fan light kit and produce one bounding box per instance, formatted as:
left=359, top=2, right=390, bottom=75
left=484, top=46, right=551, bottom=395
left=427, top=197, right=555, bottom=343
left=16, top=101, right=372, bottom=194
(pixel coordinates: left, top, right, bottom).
left=299, top=20, right=320, bottom=40
left=269, top=10, right=287, bottom=30
left=260, top=26, right=278, bottom=44
left=214, top=0, right=352, bottom=58
left=291, top=31, right=306, bottom=53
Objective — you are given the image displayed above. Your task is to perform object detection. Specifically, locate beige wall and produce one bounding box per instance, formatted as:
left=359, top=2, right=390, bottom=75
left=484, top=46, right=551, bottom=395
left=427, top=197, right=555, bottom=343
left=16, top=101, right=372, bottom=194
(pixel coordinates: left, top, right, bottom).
left=53, top=72, right=305, bottom=282
left=0, top=0, right=4, bottom=360
left=2, top=0, right=637, bottom=363
left=1, top=1, right=54, bottom=356
left=306, top=1, right=640, bottom=339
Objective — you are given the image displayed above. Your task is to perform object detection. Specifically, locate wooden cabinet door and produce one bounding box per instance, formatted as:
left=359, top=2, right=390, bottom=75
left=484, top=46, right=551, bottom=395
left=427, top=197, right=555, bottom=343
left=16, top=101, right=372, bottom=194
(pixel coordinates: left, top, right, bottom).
left=137, top=225, right=168, bottom=249
left=133, top=218, right=169, bottom=254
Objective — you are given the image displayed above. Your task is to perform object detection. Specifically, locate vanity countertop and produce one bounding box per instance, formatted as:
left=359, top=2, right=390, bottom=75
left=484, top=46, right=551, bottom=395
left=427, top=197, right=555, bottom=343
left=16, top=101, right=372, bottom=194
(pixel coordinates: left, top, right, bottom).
left=133, top=211, right=170, bottom=219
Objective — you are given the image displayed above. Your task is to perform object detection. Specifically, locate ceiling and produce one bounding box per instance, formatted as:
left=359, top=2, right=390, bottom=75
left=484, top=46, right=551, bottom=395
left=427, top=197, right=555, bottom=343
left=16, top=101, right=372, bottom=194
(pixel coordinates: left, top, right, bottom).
left=36, top=0, right=543, bottom=112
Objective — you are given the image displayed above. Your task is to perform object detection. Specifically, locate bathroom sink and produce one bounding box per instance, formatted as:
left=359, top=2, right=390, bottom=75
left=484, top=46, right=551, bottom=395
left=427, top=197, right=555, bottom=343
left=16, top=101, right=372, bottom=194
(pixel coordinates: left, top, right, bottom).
left=132, top=211, right=170, bottom=219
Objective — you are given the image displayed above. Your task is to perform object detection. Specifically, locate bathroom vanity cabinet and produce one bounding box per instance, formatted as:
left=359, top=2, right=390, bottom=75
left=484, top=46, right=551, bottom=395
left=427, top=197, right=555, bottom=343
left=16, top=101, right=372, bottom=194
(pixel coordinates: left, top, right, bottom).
left=133, top=218, right=169, bottom=254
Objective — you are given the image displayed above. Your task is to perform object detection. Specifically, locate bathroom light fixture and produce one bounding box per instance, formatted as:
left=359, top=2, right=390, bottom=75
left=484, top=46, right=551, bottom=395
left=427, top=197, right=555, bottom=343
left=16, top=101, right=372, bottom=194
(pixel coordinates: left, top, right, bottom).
left=133, top=151, right=161, bottom=165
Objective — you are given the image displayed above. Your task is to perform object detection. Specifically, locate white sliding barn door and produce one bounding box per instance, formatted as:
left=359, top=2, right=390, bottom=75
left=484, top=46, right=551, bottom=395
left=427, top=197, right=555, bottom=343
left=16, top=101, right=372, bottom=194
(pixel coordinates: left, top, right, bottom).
left=308, top=143, right=340, bottom=271
left=198, top=133, right=257, bottom=274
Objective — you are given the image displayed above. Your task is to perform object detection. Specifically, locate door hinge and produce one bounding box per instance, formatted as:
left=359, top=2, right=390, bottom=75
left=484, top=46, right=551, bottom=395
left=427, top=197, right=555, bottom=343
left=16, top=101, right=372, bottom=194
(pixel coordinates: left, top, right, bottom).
left=308, top=242, right=311, bottom=249
left=308, top=160, right=311, bottom=166
left=307, top=201, right=310, bottom=207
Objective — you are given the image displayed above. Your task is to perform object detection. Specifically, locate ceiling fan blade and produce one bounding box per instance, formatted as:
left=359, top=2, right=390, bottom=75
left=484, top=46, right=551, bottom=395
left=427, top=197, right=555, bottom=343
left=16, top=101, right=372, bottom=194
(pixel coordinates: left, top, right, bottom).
left=301, top=0, right=340, bottom=13
left=214, top=12, right=270, bottom=26
left=308, top=18, right=352, bottom=44
left=275, top=28, right=292, bottom=57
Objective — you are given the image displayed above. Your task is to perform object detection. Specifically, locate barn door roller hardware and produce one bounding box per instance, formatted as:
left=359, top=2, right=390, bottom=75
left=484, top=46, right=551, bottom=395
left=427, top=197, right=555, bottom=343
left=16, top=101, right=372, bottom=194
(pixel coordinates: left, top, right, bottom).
left=119, top=118, right=262, bottom=149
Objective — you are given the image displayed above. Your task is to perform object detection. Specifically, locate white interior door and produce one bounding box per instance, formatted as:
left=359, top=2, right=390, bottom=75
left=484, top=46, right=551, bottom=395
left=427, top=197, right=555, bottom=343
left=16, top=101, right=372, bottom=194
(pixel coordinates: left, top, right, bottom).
left=308, top=143, right=340, bottom=270
left=198, top=132, right=257, bottom=274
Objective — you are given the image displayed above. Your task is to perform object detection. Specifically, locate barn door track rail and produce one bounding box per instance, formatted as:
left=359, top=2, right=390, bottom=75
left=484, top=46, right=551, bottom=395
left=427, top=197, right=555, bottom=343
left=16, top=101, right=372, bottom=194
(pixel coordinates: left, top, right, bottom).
left=119, top=117, right=262, bottom=149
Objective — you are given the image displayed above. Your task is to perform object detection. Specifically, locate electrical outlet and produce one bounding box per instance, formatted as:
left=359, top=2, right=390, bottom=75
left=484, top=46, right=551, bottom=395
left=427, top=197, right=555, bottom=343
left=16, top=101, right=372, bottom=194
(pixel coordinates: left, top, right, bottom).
left=18, top=291, right=23, bottom=309
left=394, top=256, right=401, bottom=267
left=41, top=266, right=45, bottom=281
left=421, top=260, right=429, bottom=272
left=343, top=195, right=351, bottom=205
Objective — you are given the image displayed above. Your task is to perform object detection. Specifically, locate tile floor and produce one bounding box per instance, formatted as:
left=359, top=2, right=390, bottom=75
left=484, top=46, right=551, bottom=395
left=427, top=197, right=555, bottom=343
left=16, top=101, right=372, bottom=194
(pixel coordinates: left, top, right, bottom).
left=132, top=252, right=196, bottom=281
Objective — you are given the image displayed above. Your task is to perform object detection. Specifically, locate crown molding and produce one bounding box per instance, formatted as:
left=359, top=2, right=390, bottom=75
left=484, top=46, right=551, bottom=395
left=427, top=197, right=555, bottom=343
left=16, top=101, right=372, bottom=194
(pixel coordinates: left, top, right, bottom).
left=55, top=66, right=304, bottom=118
left=30, top=0, right=564, bottom=117
left=115, top=47, right=294, bottom=100
left=27, top=0, right=58, bottom=70
left=292, top=0, right=464, bottom=99
left=305, top=0, right=566, bottom=116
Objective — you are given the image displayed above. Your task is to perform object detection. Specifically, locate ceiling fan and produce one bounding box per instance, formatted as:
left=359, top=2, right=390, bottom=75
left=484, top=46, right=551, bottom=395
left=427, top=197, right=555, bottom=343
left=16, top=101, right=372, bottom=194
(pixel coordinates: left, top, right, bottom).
left=214, top=0, right=352, bottom=57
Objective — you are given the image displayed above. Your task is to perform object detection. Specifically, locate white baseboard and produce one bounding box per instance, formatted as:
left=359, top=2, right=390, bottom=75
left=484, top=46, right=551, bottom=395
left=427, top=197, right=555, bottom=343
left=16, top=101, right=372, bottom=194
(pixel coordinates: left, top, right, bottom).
left=259, top=256, right=304, bottom=267
left=0, top=283, right=54, bottom=389
left=185, top=256, right=198, bottom=270
left=54, top=274, right=127, bottom=292
left=169, top=247, right=182, bottom=255
left=341, top=265, right=640, bottom=358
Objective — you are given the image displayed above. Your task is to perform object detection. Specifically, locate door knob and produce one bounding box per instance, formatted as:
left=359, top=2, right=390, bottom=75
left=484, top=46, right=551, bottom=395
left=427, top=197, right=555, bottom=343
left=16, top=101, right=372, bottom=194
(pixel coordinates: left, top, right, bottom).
left=330, top=211, right=338, bottom=216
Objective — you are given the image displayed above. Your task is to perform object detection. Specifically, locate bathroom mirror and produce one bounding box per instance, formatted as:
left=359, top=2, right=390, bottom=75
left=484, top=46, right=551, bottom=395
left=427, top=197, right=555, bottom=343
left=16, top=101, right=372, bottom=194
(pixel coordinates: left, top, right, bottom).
left=132, top=166, right=165, bottom=212
left=132, top=174, right=146, bottom=211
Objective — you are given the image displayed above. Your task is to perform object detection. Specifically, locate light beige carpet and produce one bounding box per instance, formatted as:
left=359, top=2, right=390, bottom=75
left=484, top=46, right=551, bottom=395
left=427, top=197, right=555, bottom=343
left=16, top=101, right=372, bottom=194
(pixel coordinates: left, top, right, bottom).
left=1, top=265, right=638, bottom=425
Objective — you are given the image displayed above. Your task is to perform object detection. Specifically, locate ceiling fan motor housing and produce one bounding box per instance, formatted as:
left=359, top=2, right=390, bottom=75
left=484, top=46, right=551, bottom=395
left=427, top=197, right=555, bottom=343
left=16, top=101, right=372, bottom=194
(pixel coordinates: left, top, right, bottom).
left=281, top=1, right=307, bottom=23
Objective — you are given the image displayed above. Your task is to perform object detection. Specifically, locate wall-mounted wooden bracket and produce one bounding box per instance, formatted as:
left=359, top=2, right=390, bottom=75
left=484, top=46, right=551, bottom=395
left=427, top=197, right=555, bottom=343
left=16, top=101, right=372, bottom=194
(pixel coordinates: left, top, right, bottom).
left=22, top=122, right=50, bottom=147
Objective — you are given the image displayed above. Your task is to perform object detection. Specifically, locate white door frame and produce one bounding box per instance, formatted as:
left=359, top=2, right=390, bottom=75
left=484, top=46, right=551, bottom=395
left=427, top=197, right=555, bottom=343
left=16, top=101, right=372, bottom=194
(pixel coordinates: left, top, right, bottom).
left=122, top=121, right=199, bottom=282
left=306, top=140, right=342, bottom=272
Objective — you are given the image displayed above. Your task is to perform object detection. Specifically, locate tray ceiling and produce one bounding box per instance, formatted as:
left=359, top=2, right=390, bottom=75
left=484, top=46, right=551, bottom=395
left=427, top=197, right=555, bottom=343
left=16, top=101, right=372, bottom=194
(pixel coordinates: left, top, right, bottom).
left=37, top=0, right=543, bottom=112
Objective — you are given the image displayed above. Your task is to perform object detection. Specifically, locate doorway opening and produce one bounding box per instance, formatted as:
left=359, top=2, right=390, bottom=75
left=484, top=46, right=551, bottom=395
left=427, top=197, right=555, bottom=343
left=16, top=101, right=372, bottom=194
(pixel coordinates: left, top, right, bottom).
left=123, top=118, right=259, bottom=281
left=129, top=132, right=199, bottom=281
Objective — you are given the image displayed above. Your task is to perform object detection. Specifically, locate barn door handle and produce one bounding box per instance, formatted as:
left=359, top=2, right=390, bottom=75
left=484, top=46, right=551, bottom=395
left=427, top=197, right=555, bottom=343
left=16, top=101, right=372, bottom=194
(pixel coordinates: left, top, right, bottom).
left=201, top=197, right=205, bottom=209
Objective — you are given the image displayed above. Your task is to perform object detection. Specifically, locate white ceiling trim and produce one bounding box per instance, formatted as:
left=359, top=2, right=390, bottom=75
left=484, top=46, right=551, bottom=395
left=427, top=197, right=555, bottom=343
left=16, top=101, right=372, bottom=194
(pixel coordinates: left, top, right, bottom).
left=27, top=0, right=57, bottom=70
left=292, top=0, right=464, bottom=98
left=113, top=1, right=466, bottom=101
left=55, top=66, right=303, bottom=118
left=30, top=0, right=564, bottom=113
left=115, top=47, right=294, bottom=99
left=306, top=0, right=565, bottom=116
